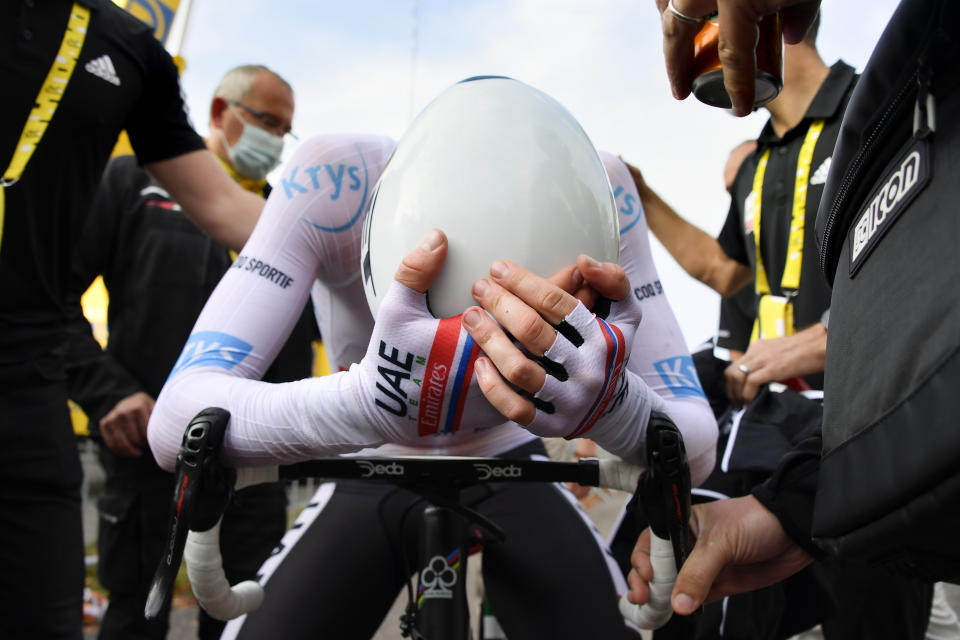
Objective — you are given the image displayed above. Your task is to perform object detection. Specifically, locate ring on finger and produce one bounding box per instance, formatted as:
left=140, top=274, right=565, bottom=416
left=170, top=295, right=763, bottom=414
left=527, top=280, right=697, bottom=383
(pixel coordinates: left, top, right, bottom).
left=737, top=363, right=751, bottom=376
left=667, top=0, right=704, bottom=25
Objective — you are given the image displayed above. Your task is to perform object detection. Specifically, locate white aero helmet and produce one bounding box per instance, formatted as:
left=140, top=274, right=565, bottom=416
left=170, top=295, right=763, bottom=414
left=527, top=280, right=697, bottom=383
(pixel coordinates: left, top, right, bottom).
left=361, top=76, right=619, bottom=320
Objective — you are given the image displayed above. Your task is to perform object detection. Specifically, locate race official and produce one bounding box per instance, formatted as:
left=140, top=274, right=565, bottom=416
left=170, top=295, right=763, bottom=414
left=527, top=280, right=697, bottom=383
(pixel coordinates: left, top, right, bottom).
left=625, top=25, right=845, bottom=405
left=628, top=11, right=934, bottom=639
left=629, top=3, right=960, bottom=639
left=714, top=60, right=854, bottom=395
left=0, top=2, right=264, bottom=636
left=66, top=65, right=315, bottom=640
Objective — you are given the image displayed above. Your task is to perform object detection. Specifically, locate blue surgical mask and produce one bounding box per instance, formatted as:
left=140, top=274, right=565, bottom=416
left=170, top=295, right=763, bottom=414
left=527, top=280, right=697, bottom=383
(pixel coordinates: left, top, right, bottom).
left=220, top=107, right=284, bottom=179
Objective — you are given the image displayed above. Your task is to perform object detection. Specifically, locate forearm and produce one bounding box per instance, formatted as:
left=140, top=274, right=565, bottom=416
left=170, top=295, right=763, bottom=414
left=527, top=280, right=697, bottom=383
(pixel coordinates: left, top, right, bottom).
left=584, top=370, right=662, bottom=465
left=777, top=322, right=828, bottom=379
left=662, top=397, right=718, bottom=486
left=192, top=187, right=262, bottom=253
left=585, top=378, right=717, bottom=488
left=148, top=368, right=382, bottom=471
left=728, top=322, right=827, bottom=405
left=751, top=434, right=825, bottom=558
left=635, top=181, right=750, bottom=296
left=145, top=135, right=442, bottom=471
left=597, top=154, right=720, bottom=483
left=146, top=149, right=262, bottom=251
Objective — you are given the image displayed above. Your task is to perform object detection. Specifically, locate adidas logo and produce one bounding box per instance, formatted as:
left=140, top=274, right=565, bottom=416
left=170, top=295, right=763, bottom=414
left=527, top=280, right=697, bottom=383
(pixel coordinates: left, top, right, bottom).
left=85, top=55, right=120, bottom=86
left=809, top=156, right=831, bottom=186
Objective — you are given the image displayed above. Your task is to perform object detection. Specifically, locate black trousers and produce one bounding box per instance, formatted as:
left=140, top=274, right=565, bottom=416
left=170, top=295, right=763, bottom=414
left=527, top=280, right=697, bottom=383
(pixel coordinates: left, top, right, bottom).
left=817, top=558, right=933, bottom=640
left=95, top=447, right=287, bottom=640
left=0, top=381, right=85, bottom=640
left=229, top=440, right=640, bottom=640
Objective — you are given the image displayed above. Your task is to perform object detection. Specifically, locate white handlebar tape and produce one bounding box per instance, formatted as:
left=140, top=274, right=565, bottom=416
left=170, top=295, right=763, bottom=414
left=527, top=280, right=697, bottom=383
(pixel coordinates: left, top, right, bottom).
left=184, top=519, right=265, bottom=620
left=619, top=532, right=676, bottom=629
left=597, top=458, right=645, bottom=493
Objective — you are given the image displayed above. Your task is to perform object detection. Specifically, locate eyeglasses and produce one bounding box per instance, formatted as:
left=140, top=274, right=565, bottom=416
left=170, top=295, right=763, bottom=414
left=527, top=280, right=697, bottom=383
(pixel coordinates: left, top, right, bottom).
left=229, top=101, right=297, bottom=139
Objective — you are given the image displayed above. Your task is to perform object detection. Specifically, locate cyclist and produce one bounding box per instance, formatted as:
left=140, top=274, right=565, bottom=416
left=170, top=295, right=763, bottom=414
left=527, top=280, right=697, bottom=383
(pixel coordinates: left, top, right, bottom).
left=148, top=134, right=717, bottom=638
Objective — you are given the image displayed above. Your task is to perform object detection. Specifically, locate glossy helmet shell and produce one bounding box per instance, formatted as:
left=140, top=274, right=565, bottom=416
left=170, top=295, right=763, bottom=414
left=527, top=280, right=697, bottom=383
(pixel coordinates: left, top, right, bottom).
left=361, top=76, right=619, bottom=319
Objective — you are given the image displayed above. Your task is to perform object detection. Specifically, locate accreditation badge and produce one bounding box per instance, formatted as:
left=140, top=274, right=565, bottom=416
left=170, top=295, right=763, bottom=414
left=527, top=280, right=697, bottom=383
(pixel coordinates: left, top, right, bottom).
left=750, top=294, right=795, bottom=341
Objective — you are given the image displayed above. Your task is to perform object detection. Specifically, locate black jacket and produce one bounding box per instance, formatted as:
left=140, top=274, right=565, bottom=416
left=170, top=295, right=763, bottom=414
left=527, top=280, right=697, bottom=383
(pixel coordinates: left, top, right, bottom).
left=66, top=155, right=317, bottom=434
left=754, top=0, right=960, bottom=568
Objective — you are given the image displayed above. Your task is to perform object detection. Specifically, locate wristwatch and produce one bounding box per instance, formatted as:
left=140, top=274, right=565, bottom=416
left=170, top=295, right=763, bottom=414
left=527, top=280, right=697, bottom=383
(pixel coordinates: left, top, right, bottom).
left=820, top=308, right=830, bottom=331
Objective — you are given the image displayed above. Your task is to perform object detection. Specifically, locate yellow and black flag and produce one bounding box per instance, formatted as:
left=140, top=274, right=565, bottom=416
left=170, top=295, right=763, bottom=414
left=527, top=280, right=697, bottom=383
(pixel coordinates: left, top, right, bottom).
left=113, top=0, right=183, bottom=45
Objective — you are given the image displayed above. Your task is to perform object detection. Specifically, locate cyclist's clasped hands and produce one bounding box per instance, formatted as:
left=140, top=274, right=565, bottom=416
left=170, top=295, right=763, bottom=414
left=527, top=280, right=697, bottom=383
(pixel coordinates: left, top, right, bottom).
left=358, top=232, right=646, bottom=447
left=463, top=255, right=642, bottom=441
left=355, top=229, right=515, bottom=440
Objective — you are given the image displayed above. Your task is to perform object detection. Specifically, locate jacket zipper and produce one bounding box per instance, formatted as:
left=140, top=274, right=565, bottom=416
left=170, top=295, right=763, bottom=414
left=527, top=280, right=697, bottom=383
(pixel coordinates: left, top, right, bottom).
left=819, top=0, right=949, bottom=277
left=818, top=70, right=917, bottom=276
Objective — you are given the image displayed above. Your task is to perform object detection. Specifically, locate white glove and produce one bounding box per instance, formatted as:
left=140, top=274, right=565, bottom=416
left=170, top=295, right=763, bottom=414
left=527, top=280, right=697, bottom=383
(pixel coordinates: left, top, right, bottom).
left=461, top=257, right=663, bottom=463
left=352, top=281, right=505, bottom=440
left=526, top=297, right=639, bottom=439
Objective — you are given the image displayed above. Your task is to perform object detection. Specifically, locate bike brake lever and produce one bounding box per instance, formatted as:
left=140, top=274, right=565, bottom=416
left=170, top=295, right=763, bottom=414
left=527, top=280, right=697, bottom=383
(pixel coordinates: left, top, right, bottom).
left=637, top=411, right=692, bottom=573
left=618, top=411, right=693, bottom=630
left=144, top=407, right=234, bottom=620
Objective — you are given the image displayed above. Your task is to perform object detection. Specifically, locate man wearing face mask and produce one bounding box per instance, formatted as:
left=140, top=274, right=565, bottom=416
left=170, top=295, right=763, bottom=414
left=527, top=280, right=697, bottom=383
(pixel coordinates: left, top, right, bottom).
left=209, top=65, right=289, bottom=185
left=65, top=64, right=317, bottom=640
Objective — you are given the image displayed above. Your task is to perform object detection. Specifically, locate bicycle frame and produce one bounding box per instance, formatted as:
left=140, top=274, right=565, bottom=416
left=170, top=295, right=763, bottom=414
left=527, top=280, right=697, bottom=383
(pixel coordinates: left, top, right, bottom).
left=413, top=503, right=472, bottom=639
left=146, top=408, right=691, bottom=637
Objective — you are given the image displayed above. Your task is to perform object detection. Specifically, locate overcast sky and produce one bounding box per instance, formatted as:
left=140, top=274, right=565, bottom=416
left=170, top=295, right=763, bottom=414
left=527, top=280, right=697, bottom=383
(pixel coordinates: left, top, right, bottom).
left=170, top=0, right=901, bottom=347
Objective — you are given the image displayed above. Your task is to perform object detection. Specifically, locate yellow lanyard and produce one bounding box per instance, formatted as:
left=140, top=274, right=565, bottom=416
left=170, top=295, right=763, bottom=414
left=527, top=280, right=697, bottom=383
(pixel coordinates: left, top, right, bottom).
left=0, top=2, right=91, bottom=253
left=214, top=155, right=268, bottom=198
left=750, top=119, right=825, bottom=339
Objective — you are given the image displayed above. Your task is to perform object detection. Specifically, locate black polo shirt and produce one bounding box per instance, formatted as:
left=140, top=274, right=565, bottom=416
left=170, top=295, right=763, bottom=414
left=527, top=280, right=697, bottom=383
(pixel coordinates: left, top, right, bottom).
left=718, top=62, right=858, bottom=336
left=717, top=285, right=757, bottom=353
left=0, top=0, right=204, bottom=374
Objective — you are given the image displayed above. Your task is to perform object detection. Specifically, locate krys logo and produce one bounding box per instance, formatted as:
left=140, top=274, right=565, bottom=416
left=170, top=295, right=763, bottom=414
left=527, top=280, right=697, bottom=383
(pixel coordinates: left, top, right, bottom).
left=169, top=331, right=253, bottom=377
left=613, top=184, right=641, bottom=234
left=289, top=152, right=371, bottom=233
left=654, top=356, right=706, bottom=398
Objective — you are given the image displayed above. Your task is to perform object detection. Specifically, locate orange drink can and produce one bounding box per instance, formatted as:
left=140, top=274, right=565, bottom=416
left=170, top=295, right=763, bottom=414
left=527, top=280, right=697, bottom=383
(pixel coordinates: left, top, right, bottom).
left=692, top=12, right=783, bottom=109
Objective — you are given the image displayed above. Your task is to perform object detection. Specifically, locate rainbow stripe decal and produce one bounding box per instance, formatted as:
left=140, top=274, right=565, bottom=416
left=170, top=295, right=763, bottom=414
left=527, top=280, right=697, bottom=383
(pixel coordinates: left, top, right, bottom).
left=416, top=548, right=462, bottom=609
left=566, top=317, right=626, bottom=439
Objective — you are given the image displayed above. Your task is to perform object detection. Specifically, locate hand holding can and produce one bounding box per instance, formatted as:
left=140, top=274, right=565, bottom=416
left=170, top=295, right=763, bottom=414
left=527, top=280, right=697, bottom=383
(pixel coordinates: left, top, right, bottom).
left=692, top=12, right=783, bottom=111
left=656, top=0, right=822, bottom=116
